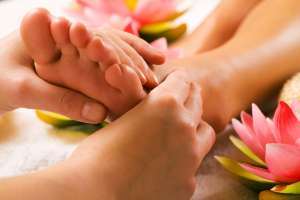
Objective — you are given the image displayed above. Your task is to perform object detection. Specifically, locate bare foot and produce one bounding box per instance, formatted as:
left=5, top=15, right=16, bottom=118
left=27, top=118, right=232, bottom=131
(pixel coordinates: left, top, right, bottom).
left=20, top=8, right=153, bottom=121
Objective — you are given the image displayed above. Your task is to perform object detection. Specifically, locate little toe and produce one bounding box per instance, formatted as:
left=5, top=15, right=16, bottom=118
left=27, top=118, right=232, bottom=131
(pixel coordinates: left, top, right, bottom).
left=51, top=17, right=78, bottom=56
left=69, top=22, right=93, bottom=60
left=20, top=7, right=60, bottom=65
left=105, top=64, right=146, bottom=99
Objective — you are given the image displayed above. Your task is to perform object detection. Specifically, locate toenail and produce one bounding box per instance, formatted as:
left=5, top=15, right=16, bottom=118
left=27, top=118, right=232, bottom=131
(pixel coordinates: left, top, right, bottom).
left=81, top=102, right=104, bottom=122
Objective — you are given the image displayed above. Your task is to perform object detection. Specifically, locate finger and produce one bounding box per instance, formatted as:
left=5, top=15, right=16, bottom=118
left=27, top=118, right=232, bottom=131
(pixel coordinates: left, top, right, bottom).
left=184, top=82, right=202, bottom=125
left=152, top=67, right=190, bottom=104
left=111, top=28, right=166, bottom=65
left=16, top=72, right=107, bottom=124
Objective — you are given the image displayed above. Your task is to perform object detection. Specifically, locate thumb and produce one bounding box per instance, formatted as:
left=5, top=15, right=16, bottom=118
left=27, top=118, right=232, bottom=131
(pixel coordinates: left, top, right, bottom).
left=14, top=75, right=107, bottom=124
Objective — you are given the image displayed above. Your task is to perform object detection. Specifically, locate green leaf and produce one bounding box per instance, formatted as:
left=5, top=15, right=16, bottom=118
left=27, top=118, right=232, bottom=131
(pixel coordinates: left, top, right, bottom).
left=215, top=156, right=277, bottom=184
left=139, top=23, right=186, bottom=43
left=36, top=110, right=110, bottom=128
left=36, top=110, right=83, bottom=127
left=230, top=135, right=267, bottom=167
left=233, top=173, right=277, bottom=193
left=272, top=182, right=300, bottom=194
left=166, top=9, right=188, bottom=21
left=140, top=21, right=174, bottom=34
left=260, top=190, right=300, bottom=200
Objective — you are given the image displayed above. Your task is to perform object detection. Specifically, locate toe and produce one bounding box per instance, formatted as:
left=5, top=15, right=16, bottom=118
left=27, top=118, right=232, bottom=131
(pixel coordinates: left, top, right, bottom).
left=51, top=16, right=78, bottom=56
left=105, top=64, right=146, bottom=99
left=86, top=37, right=120, bottom=71
left=70, top=22, right=93, bottom=60
left=20, top=7, right=60, bottom=65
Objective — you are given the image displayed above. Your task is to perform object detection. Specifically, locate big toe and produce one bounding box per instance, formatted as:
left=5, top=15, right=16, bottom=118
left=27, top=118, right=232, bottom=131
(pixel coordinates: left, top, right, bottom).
left=20, top=7, right=59, bottom=65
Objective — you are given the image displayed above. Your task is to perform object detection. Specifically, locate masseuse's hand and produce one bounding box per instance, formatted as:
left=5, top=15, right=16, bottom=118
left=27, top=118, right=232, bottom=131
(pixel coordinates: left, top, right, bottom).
left=64, top=67, right=216, bottom=200
left=0, top=30, right=107, bottom=123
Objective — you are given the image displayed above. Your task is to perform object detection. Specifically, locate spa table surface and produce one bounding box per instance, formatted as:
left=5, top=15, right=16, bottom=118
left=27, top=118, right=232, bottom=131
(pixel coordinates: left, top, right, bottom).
left=0, top=0, right=258, bottom=199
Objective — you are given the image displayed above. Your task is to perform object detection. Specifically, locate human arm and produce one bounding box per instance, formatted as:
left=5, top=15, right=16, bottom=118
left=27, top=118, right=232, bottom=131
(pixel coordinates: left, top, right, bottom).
left=0, top=68, right=215, bottom=200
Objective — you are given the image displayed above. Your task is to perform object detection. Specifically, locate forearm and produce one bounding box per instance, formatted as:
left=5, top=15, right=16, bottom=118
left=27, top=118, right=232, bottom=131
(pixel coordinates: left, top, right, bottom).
left=0, top=162, right=77, bottom=200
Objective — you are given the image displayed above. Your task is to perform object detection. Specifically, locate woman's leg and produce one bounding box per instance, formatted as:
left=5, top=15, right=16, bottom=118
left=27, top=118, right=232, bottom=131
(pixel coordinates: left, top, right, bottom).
left=171, top=0, right=263, bottom=56
left=149, top=0, right=300, bottom=132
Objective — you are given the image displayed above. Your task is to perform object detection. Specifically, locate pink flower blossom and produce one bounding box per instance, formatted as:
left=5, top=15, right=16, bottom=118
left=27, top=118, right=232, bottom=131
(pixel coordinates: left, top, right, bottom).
left=232, top=99, right=300, bottom=184
left=64, top=0, right=184, bottom=59
left=65, top=0, right=184, bottom=31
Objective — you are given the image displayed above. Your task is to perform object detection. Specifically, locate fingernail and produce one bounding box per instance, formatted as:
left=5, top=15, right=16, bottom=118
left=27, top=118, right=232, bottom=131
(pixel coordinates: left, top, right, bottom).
left=147, top=68, right=158, bottom=85
left=152, top=46, right=166, bottom=57
left=81, top=102, right=104, bottom=122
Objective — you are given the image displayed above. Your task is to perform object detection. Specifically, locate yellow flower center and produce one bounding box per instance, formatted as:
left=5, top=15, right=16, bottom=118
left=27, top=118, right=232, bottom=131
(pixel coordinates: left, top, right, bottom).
left=71, top=2, right=81, bottom=10
left=124, top=0, right=138, bottom=12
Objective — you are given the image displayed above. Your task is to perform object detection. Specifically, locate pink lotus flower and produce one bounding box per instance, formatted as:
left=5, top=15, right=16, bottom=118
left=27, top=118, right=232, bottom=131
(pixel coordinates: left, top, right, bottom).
left=64, top=0, right=185, bottom=59
left=65, top=0, right=184, bottom=33
left=150, top=37, right=183, bottom=59
left=232, top=99, right=300, bottom=185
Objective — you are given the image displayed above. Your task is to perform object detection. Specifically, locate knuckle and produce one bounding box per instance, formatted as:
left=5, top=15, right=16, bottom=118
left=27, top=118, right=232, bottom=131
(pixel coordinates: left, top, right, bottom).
left=183, top=178, right=197, bottom=198
left=180, top=118, right=196, bottom=133
left=156, top=93, right=181, bottom=108
left=199, top=121, right=216, bottom=149
left=53, top=90, right=77, bottom=115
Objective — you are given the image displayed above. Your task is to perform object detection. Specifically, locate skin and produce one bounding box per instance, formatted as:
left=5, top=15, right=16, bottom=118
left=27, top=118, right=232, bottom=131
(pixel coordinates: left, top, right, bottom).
left=20, top=8, right=166, bottom=122
left=171, top=0, right=263, bottom=56
left=0, top=68, right=215, bottom=200
left=1, top=0, right=300, bottom=199
left=149, top=0, right=300, bottom=133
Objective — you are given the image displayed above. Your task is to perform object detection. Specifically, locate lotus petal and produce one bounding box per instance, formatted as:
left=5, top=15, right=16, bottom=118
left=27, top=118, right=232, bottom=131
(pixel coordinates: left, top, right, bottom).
left=150, top=38, right=168, bottom=52
left=295, top=138, right=300, bottom=148
left=214, top=156, right=277, bottom=183
left=102, top=0, right=131, bottom=16
left=267, top=117, right=280, bottom=142
left=273, top=101, right=300, bottom=145
left=260, top=190, right=300, bottom=200
left=291, top=98, right=300, bottom=121
left=266, top=144, right=300, bottom=180
left=241, top=111, right=255, bottom=135
left=240, top=164, right=299, bottom=184
left=166, top=9, right=188, bottom=21
left=121, top=17, right=140, bottom=37
left=134, top=0, right=162, bottom=24
left=272, top=182, right=300, bottom=194
left=230, top=135, right=266, bottom=167
left=145, top=0, right=183, bottom=24
left=164, top=47, right=183, bottom=59
left=232, top=119, right=265, bottom=161
left=82, top=7, right=111, bottom=27
left=252, top=104, right=277, bottom=149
